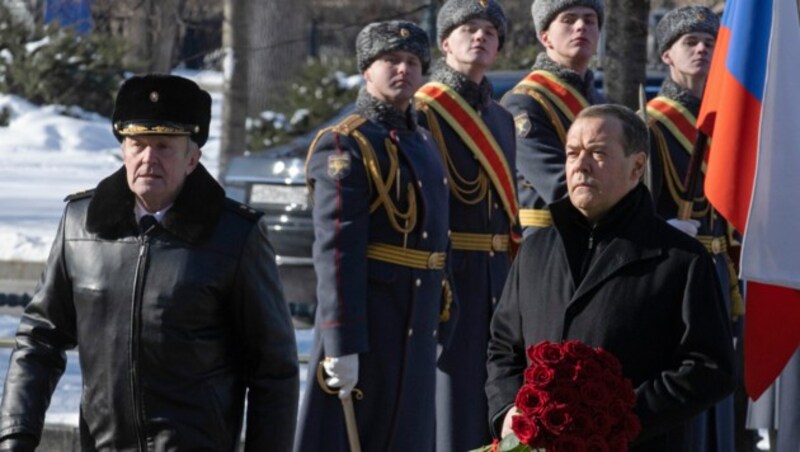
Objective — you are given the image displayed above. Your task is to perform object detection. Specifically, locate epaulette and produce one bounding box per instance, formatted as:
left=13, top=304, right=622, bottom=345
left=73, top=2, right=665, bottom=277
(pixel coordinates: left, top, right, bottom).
left=331, top=114, right=368, bottom=137
left=63, top=189, right=95, bottom=202
left=225, top=199, right=263, bottom=222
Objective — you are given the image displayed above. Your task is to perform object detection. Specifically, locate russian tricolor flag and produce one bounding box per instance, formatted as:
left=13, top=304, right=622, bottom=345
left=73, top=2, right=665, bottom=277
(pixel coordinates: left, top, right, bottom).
left=698, top=0, right=800, bottom=399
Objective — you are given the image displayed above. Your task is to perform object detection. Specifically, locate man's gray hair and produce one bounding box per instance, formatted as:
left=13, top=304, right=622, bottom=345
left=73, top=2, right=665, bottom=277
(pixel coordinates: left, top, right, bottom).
left=575, top=104, right=649, bottom=156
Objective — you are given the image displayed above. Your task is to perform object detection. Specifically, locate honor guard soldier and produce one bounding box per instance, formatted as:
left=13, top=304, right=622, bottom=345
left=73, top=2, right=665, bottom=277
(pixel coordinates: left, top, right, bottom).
left=414, top=1, right=517, bottom=450
left=502, top=0, right=606, bottom=237
left=647, top=6, right=741, bottom=451
left=0, top=75, right=299, bottom=451
left=294, top=21, right=453, bottom=451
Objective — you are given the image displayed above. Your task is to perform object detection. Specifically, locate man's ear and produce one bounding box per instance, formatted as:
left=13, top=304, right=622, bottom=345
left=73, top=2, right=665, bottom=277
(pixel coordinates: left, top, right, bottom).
left=539, top=30, right=552, bottom=49
left=661, top=49, right=672, bottom=66
left=631, top=152, right=647, bottom=181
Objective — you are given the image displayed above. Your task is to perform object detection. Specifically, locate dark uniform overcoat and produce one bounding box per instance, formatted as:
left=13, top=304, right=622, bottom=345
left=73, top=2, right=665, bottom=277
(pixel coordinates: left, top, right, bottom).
left=486, top=185, right=735, bottom=451
left=416, top=63, right=517, bottom=452
left=295, top=90, right=451, bottom=452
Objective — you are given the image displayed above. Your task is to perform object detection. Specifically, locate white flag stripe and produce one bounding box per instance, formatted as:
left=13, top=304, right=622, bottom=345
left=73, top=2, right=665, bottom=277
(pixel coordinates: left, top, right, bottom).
left=741, top=0, right=800, bottom=289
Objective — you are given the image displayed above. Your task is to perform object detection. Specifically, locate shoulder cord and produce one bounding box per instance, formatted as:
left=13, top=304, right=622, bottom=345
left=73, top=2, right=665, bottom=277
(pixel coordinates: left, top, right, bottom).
left=352, top=130, right=417, bottom=239
left=418, top=104, right=489, bottom=206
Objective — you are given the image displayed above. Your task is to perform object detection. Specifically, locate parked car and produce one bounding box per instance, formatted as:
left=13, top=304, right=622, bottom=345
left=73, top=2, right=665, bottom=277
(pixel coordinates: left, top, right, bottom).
left=223, top=69, right=665, bottom=327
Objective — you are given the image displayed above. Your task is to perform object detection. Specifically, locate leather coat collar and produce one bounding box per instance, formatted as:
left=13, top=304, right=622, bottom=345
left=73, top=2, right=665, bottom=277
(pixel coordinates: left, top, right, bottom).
left=86, top=163, right=225, bottom=243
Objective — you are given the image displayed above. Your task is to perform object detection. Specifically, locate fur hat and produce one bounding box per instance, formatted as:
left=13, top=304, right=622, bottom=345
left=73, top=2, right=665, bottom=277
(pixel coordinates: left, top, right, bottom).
left=356, top=20, right=431, bottom=73
left=112, top=74, right=212, bottom=147
left=655, top=5, right=719, bottom=55
left=530, top=0, right=604, bottom=35
left=436, top=0, right=508, bottom=51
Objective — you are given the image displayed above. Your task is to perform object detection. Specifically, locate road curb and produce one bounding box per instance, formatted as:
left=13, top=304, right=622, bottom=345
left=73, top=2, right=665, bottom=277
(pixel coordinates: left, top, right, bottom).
left=0, top=260, right=45, bottom=280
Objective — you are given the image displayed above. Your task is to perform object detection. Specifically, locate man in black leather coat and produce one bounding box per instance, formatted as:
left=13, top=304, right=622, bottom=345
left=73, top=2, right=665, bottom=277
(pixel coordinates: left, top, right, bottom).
left=0, top=75, right=299, bottom=451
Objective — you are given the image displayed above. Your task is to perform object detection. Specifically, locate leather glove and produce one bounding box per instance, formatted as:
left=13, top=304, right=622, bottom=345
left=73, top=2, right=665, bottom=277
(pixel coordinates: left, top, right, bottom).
left=323, top=354, right=359, bottom=399
left=667, top=218, right=701, bottom=238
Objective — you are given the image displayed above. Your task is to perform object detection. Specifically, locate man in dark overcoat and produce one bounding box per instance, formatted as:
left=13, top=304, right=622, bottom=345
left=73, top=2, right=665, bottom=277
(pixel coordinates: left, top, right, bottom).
left=502, top=0, right=606, bottom=237
left=414, top=1, right=516, bottom=450
left=486, top=104, right=735, bottom=451
left=294, top=21, right=452, bottom=452
left=0, top=75, right=299, bottom=451
left=647, top=6, right=740, bottom=451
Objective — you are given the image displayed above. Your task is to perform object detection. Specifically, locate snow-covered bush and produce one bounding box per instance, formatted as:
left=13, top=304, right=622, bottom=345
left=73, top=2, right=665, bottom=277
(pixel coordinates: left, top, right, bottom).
left=0, top=3, right=125, bottom=117
left=246, top=57, right=359, bottom=152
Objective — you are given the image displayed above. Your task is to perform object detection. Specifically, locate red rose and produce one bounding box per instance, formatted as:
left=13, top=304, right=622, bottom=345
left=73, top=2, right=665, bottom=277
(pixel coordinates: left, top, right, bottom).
left=490, top=438, right=500, bottom=452
left=551, top=385, right=581, bottom=406
left=569, top=409, right=595, bottom=438
left=595, top=348, right=623, bottom=374
left=515, top=384, right=549, bottom=415
left=511, top=414, right=539, bottom=445
left=593, top=412, right=614, bottom=437
left=527, top=364, right=556, bottom=388
left=586, top=435, right=610, bottom=452
left=579, top=380, right=610, bottom=407
left=623, top=413, right=641, bottom=441
left=575, top=358, right=603, bottom=381
left=563, top=340, right=594, bottom=360
left=551, top=435, right=588, bottom=452
left=541, top=403, right=572, bottom=434
left=608, top=400, right=629, bottom=424
left=528, top=341, right=564, bottom=365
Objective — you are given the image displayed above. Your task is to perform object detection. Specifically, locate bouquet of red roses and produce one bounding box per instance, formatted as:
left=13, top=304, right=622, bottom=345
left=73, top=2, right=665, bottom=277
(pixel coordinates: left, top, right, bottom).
left=476, top=340, right=641, bottom=452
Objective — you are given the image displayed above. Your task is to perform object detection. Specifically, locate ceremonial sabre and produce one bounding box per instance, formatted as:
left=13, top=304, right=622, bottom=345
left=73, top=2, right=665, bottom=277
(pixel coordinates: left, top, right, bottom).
left=316, top=362, right=363, bottom=452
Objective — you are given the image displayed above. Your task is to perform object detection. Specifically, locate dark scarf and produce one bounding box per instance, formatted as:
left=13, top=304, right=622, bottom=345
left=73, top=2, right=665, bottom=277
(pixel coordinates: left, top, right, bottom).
left=657, top=77, right=702, bottom=116
left=532, top=52, right=604, bottom=104
left=429, top=59, right=494, bottom=111
left=355, top=88, right=417, bottom=131
left=86, top=163, right=225, bottom=243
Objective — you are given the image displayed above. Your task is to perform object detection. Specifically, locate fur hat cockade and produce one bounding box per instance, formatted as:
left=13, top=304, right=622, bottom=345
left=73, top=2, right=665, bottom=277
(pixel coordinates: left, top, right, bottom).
left=655, top=5, right=719, bottom=55
left=356, top=20, right=431, bottom=73
left=436, top=0, right=508, bottom=51
left=531, top=0, right=604, bottom=35
left=112, top=74, right=212, bottom=147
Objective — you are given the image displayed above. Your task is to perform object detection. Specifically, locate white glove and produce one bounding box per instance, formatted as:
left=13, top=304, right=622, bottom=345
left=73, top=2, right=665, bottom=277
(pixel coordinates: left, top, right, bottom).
left=501, top=406, right=521, bottom=438
left=667, top=218, right=701, bottom=238
left=323, top=354, right=359, bottom=399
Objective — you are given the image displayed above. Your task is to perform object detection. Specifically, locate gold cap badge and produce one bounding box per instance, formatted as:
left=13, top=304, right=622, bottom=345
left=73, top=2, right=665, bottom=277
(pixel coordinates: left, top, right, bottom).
left=697, top=13, right=707, bottom=22
left=149, top=91, right=159, bottom=103
left=400, top=27, right=410, bottom=38
left=479, top=0, right=488, bottom=8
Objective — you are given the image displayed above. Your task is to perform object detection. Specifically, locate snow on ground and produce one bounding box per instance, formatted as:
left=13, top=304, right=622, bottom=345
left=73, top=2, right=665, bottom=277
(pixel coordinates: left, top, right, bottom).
left=0, top=71, right=222, bottom=262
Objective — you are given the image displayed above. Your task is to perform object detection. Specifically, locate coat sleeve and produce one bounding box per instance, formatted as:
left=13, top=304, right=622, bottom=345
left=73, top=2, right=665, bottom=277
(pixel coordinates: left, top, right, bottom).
left=633, top=249, right=735, bottom=443
left=485, top=241, right=529, bottom=438
left=0, top=209, right=76, bottom=447
left=307, top=132, right=371, bottom=357
left=501, top=92, right=568, bottom=205
left=236, top=218, right=299, bottom=452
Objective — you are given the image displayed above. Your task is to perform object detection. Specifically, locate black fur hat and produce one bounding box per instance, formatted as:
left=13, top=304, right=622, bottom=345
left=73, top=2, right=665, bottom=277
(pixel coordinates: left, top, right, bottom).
left=112, top=74, right=212, bottom=147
